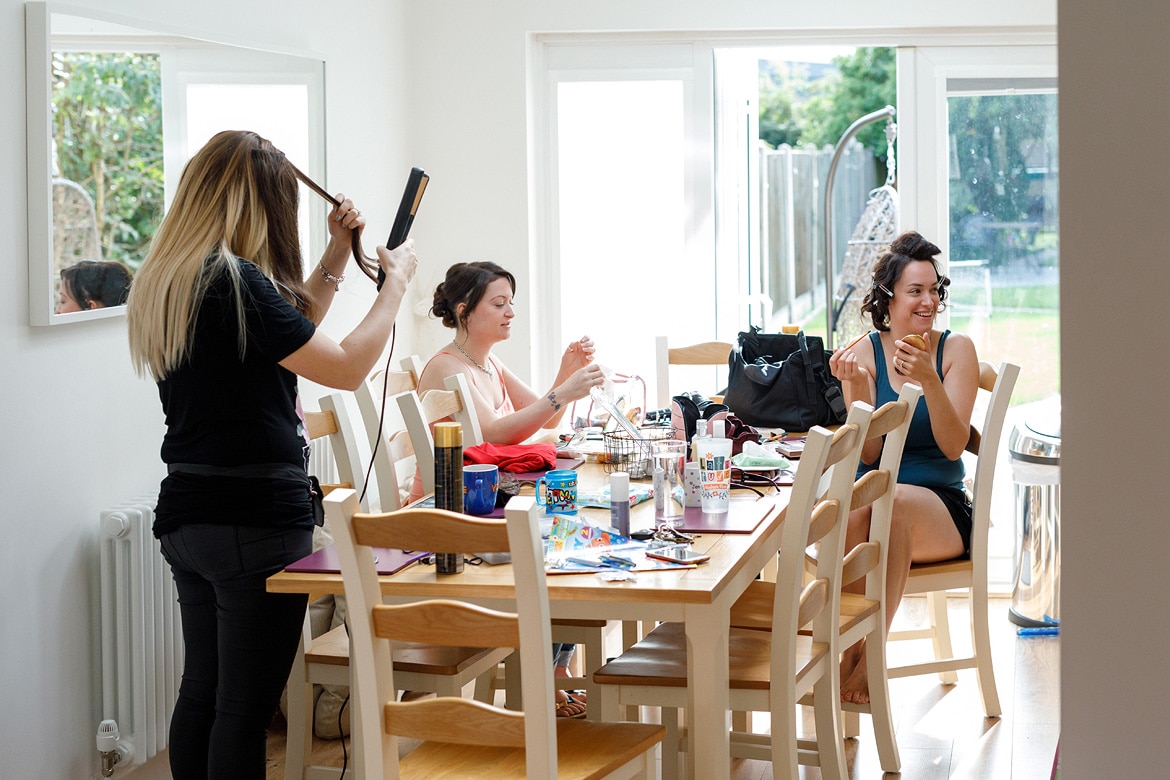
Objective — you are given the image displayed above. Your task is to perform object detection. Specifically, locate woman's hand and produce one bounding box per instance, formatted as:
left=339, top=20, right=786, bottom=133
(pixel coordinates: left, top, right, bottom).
left=830, top=345, right=871, bottom=386
left=327, top=193, right=365, bottom=244
left=555, top=362, right=606, bottom=403
left=893, top=332, right=931, bottom=382
left=374, top=239, right=418, bottom=297
left=559, top=335, right=596, bottom=375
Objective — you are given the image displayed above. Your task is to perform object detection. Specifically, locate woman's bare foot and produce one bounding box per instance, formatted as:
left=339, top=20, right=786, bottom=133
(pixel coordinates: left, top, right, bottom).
left=839, top=641, right=871, bottom=705
left=555, top=688, right=587, bottom=718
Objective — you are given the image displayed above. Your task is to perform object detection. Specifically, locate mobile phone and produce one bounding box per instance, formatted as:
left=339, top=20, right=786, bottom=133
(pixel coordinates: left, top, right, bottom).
left=645, top=547, right=710, bottom=565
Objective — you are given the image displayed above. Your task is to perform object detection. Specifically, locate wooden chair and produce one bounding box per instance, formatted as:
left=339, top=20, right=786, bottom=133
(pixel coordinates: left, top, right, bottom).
left=395, top=373, right=484, bottom=495
left=832, top=383, right=921, bottom=773
left=654, top=335, right=734, bottom=409
left=284, top=404, right=506, bottom=780
left=352, top=356, right=424, bottom=513
left=593, top=403, right=873, bottom=779
left=327, top=491, right=665, bottom=778
left=284, top=408, right=359, bottom=779
left=727, top=384, right=920, bottom=775
left=396, top=371, right=616, bottom=715
left=884, top=361, right=1019, bottom=718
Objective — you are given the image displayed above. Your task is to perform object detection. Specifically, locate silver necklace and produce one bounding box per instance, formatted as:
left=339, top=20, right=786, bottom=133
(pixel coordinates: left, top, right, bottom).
left=451, top=340, right=495, bottom=377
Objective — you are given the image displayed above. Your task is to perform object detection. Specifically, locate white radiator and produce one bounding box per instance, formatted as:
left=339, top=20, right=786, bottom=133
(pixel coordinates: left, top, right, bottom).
left=99, top=496, right=181, bottom=769
left=308, top=443, right=337, bottom=485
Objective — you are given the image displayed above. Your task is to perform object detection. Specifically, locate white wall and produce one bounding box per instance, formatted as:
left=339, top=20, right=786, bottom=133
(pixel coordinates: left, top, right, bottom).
left=1059, top=2, right=1170, bottom=778
left=0, top=1, right=411, bottom=777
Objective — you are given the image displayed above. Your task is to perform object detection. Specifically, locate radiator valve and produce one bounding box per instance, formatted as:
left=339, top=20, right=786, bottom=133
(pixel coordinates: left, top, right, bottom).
left=96, top=719, right=133, bottom=777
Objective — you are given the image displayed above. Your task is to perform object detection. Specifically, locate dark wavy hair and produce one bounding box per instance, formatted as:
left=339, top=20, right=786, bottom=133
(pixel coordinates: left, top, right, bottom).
left=61, top=261, right=133, bottom=309
left=430, top=261, right=517, bottom=330
left=860, top=231, right=950, bottom=331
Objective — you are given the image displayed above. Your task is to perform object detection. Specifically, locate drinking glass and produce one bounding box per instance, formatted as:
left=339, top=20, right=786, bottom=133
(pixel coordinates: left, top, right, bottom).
left=651, top=439, right=687, bottom=529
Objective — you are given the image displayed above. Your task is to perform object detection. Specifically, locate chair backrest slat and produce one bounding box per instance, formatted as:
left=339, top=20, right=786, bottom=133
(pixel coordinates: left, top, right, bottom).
left=352, top=509, right=509, bottom=554
left=384, top=697, right=527, bottom=748
left=373, top=602, right=520, bottom=648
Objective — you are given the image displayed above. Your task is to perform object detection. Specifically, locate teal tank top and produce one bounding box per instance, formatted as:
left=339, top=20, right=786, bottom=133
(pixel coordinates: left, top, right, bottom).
left=860, top=330, right=965, bottom=490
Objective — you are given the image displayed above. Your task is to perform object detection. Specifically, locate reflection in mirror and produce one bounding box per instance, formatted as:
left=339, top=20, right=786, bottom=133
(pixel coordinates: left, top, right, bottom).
left=26, top=2, right=325, bottom=326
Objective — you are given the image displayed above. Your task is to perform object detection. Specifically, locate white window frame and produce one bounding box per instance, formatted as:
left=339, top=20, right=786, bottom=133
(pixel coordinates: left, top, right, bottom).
left=529, top=30, right=1056, bottom=380
left=897, top=44, right=1058, bottom=283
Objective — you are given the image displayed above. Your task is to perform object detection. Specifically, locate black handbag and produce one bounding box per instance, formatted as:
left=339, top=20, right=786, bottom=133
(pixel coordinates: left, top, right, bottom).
left=722, top=327, right=847, bottom=431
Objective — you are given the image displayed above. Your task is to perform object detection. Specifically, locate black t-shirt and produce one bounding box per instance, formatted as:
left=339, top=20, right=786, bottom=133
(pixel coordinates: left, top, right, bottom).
left=153, top=257, right=317, bottom=536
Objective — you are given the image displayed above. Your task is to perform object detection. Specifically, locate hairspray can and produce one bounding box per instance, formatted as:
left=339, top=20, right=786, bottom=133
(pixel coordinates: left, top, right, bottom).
left=433, top=421, right=464, bottom=574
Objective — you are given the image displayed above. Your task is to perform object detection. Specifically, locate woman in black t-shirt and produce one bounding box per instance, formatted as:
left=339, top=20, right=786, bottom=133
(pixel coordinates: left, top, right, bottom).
left=127, top=130, right=417, bottom=779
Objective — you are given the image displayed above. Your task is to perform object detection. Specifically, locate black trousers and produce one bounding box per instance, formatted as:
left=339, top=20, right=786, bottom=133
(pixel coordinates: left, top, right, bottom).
left=160, top=523, right=312, bottom=780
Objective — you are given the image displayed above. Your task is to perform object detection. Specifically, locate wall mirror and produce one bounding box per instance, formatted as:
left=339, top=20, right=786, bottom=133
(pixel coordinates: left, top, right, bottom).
left=26, top=2, right=326, bottom=326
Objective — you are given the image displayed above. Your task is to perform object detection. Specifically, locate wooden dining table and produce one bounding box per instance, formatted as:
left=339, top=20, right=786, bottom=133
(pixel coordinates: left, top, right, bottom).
left=267, top=460, right=790, bottom=780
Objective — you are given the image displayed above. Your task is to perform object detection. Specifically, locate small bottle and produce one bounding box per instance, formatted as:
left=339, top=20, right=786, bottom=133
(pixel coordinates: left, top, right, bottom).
left=609, top=471, right=630, bottom=537
left=711, top=418, right=726, bottom=440
left=433, top=421, right=464, bottom=574
left=691, top=418, right=709, bottom=463
left=653, top=459, right=665, bottom=516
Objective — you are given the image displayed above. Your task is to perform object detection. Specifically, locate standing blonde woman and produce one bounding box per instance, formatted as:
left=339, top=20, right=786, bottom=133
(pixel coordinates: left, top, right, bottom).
left=127, top=130, right=417, bottom=779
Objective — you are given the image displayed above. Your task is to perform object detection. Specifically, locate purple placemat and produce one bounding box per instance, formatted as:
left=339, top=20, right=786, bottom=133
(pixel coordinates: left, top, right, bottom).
left=285, top=545, right=429, bottom=575
left=672, top=503, right=767, bottom=534
left=510, top=457, right=585, bottom=482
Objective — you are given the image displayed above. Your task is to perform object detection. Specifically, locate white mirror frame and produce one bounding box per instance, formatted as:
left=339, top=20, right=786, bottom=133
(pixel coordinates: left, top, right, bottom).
left=25, top=2, right=326, bottom=326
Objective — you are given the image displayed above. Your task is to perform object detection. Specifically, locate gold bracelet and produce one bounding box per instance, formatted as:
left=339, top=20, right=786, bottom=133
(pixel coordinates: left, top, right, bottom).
left=319, top=263, right=344, bottom=291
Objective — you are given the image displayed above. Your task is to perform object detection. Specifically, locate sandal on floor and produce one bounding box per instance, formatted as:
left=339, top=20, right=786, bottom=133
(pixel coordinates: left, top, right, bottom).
left=555, top=695, right=587, bottom=719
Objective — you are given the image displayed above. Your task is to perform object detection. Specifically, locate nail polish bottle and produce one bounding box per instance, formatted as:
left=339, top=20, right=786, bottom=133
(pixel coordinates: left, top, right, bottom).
left=610, top=471, right=630, bottom=537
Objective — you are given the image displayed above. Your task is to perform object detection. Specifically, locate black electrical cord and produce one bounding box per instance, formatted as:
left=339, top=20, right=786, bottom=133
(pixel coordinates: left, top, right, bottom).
left=358, top=324, right=395, bottom=506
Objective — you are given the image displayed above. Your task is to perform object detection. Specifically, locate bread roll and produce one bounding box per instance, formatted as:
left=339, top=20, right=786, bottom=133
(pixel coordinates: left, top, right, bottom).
left=902, top=333, right=927, bottom=351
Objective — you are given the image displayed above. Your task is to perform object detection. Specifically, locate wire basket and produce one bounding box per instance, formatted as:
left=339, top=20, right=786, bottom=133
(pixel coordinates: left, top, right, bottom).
left=601, top=427, right=675, bottom=479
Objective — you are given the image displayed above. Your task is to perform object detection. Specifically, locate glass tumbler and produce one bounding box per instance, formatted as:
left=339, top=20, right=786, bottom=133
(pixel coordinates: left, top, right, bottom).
left=651, top=439, right=688, bottom=529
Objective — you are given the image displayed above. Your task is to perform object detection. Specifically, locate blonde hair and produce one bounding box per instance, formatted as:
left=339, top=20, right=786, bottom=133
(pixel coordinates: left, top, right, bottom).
left=127, top=130, right=309, bottom=380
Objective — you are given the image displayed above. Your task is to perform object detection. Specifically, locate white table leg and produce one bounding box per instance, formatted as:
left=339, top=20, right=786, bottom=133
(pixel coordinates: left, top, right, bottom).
left=686, top=606, right=730, bottom=780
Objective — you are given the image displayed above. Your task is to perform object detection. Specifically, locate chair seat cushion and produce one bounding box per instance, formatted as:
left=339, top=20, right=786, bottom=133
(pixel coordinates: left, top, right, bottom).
left=593, top=622, right=827, bottom=691
left=400, top=719, right=664, bottom=779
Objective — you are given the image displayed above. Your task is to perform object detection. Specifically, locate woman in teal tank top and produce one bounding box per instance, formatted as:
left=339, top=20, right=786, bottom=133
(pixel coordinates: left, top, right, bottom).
left=828, top=231, right=981, bottom=706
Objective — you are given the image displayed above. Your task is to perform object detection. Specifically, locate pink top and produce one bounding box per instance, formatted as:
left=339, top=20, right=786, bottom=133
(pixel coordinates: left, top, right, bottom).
left=407, top=351, right=515, bottom=501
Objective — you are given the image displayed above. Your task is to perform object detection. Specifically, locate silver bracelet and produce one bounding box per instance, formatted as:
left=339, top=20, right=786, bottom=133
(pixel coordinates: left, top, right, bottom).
left=318, top=263, right=344, bottom=291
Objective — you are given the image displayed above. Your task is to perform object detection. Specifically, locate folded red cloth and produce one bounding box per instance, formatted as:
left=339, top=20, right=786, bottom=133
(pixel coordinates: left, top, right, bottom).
left=463, top=442, right=557, bottom=473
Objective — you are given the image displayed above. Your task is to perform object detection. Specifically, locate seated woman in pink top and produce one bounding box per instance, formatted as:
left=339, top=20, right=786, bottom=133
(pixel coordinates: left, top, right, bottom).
left=416, top=261, right=603, bottom=443
left=416, top=260, right=603, bottom=718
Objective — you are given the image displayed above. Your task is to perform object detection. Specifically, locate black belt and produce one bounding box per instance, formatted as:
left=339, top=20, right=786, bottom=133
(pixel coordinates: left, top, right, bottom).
left=167, top=462, right=308, bottom=482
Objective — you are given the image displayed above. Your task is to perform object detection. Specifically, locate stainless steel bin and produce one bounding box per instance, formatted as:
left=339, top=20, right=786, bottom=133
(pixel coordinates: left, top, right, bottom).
left=1007, top=405, right=1061, bottom=627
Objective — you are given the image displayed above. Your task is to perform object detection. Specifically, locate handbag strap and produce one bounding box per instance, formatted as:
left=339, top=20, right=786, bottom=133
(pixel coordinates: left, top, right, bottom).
left=800, top=332, right=847, bottom=421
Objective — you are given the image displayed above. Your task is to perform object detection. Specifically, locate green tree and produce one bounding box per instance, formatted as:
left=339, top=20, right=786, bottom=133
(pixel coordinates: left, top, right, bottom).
left=757, top=60, right=809, bottom=150
left=52, top=52, right=164, bottom=271
left=948, top=93, right=1057, bottom=265
left=801, top=47, right=896, bottom=163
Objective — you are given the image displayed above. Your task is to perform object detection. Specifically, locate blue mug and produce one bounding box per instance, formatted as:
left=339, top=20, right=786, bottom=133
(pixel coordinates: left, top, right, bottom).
left=535, top=468, right=578, bottom=515
left=463, top=464, right=499, bottom=516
